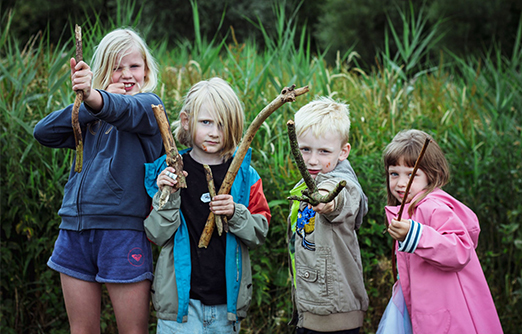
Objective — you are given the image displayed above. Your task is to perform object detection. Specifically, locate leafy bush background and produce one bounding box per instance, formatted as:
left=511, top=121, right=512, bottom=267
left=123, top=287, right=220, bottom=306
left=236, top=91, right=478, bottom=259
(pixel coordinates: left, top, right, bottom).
left=1, top=1, right=521, bottom=333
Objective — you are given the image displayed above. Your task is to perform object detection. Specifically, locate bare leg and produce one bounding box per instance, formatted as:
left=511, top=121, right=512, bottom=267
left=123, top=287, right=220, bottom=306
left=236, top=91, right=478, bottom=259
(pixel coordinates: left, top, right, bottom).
left=60, top=273, right=102, bottom=334
left=106, top=280, right=151, bottom=334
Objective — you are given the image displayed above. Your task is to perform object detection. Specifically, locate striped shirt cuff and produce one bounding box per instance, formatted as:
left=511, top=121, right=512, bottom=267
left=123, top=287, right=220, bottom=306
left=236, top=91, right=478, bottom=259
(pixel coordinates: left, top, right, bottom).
left=398, top=219, right=423, bottom=253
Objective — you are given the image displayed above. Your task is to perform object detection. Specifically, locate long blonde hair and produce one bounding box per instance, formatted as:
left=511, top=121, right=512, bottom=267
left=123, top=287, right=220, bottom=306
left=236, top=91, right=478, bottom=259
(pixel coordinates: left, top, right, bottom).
left=174, top=77, right=244, bottom=160
left=91, top=28, right=158, bottom=93
left=383, top=129, right=450, bottom=215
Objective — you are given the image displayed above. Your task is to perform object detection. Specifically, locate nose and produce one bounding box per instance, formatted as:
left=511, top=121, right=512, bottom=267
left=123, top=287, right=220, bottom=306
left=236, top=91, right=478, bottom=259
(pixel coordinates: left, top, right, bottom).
left=122, top=67, right=131, bottom=78
left=308, top=152, right=318, bottom=165
left=208, top=123, right=219, bottom=137
left=397, top=175, right=409, bottom=187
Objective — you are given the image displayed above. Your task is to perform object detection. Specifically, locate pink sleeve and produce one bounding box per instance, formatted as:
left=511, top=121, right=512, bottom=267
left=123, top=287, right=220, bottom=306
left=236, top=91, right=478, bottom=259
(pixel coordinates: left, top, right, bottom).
left=413, top=204, right=475, bottom=272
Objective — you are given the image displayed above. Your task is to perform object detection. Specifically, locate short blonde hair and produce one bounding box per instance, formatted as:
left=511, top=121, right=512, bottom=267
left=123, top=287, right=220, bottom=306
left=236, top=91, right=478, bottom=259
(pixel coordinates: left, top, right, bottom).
left=383, top=129, right=450, bottom=214
left=91, top=28, right=159, bottom=93
left=174, top=77, right=244, bottom=160
left=294, top=96, right=351, bottom=145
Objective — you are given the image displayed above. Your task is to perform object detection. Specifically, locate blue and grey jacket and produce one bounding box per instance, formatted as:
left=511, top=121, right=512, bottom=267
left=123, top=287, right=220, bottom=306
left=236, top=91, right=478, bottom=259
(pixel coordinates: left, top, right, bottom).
left=144, top=148, right=270, bottom=322
left=33, top=91, right=165, bottom=231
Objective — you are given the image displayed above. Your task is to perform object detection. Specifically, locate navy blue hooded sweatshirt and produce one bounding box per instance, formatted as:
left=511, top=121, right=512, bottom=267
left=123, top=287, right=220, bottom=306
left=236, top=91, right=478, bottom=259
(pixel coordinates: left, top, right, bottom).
left=33, top=90, right=165, bottom=231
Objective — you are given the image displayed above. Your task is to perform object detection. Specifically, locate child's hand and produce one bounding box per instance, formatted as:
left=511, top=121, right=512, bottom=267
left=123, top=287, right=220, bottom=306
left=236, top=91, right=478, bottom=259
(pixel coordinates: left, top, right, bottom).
left=106, top=83, right=127, bottom=95
left=209, top=194, right=235, bottom=219
left=387, top=218, right=411, bottom=242
left=157, top=167, right=187, bottom=193
left=310, top=200, right=335, bottom=214
left=70, top=58, right=93, bottom=100
left=309, top=189, right=336, bottom=214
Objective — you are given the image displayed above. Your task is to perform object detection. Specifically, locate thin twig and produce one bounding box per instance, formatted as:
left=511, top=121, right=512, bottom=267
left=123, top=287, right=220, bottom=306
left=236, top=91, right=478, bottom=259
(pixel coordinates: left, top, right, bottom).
left=382, top=137, right=431, bottom=234
left=396, top=138, right=431, bottom=220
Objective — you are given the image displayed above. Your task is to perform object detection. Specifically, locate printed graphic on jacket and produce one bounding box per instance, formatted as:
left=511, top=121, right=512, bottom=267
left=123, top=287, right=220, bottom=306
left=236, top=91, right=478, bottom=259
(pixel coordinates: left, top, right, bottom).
left=296, top=207, right=316, bottom=251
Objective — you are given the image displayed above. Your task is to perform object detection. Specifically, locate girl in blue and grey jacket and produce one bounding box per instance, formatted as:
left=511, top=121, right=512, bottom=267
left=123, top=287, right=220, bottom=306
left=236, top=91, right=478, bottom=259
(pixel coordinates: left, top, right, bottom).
left=33, top=28, right=164, bottom=333
left=144, top=77, right=271, bottom=333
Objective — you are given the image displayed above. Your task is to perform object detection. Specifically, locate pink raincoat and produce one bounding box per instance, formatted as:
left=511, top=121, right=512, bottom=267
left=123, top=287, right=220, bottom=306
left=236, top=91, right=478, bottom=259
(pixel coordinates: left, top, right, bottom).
left=385, top=188, right=503, bottom=334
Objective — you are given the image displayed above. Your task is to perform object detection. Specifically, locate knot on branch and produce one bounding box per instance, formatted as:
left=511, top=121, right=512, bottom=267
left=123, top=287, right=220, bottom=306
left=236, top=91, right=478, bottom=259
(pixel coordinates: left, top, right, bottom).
left=288, top=180, right=347, bottom=206
left=280, top=84, right=297, bottom=103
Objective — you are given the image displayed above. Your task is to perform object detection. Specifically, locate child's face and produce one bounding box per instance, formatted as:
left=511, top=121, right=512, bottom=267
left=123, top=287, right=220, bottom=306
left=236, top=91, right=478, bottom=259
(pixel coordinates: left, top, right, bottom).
left=111, top=47, right=146, bottom=95
left=183, top=103, right=224, bottom=164
left=388, top=157, right=429, bottom=204
left=297, top=129, right=350, bottom=179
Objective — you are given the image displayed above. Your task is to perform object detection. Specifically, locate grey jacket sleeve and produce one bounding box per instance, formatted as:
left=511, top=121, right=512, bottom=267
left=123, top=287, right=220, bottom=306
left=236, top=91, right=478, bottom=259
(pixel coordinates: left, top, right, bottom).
left=227, top=204, right=269, bottom=249
left=317, top=178, right=361, bottom=227
left=144, top=190, right=181, bottom=247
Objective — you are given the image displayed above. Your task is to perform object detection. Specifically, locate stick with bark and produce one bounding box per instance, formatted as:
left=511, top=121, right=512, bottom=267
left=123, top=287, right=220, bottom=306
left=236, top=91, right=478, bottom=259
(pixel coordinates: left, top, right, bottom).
left=286, top=120, right=346, bottom=206
left=152, top=104, right=187, bottom=209
left=382, top=137, right=431, bottom=234
left=198, top=84, right=310, bottom=248
left=72, top=24, right=84, bottom=172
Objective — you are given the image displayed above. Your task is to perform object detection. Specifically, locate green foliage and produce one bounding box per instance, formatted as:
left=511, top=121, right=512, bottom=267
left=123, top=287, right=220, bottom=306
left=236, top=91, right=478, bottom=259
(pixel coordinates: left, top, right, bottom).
left=1, top=2, right=521, bottom=334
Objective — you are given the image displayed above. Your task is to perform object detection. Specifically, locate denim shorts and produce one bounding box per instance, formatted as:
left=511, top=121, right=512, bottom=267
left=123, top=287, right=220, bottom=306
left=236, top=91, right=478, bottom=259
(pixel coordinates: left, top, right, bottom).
left=47, top=229, right=153, bottom=283
left=157, top=299, right=240, bottom=334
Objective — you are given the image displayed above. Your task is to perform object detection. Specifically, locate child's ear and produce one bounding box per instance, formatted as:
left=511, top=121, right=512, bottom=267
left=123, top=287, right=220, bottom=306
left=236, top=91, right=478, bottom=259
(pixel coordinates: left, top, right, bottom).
left=180, top=112, right=190, bottom=131
left=339, top=143, right=351, bottom=161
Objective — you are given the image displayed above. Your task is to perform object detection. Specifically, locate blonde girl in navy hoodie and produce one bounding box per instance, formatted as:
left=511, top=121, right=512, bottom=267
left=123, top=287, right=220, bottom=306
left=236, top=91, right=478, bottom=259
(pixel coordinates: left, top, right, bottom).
left=33, top=28, right=164, bottom=333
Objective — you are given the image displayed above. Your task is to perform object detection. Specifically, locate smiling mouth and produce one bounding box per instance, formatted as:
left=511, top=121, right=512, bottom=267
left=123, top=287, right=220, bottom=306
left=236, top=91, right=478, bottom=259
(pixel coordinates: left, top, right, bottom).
left=124, top=83, right=135, bottom=90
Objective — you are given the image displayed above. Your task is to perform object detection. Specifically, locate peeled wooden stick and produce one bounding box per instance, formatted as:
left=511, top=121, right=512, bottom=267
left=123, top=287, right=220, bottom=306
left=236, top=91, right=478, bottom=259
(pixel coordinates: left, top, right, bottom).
left=198, top=84, right=310, bottom=248
left=203, top=164, right=223, bottom=235
left=152, top=104, right=187, bottom=209
left=286, top=120, right=346, bottom=206
left=72, top=24, right=84, bottom=173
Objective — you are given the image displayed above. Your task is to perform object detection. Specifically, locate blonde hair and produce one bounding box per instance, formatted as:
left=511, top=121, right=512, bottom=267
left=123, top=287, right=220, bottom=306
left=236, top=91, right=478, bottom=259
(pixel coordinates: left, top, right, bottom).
left=174, top=77, right=244, bottom=160
left=91, top=28, right=159, bottom=93
left=383, top=129, right=450, bottom=215
left=294, top=96, right=351, bottom=145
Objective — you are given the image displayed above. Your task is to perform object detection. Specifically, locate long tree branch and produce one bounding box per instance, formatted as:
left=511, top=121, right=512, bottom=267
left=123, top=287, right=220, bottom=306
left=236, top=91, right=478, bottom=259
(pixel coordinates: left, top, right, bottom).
left=198, top=84, right=310, bottom=248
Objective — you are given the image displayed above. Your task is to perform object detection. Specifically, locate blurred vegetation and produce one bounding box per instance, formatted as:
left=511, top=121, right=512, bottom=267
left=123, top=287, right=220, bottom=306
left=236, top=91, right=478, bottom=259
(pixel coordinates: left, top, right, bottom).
left=1, top=0, right=521, bottom=333
left=3, top=0, right=522, bottom=68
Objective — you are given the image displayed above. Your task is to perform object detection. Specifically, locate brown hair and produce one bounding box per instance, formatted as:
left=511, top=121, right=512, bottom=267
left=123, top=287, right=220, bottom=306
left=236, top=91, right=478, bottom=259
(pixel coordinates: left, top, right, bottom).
left=383, top=129, right=450, bottom=215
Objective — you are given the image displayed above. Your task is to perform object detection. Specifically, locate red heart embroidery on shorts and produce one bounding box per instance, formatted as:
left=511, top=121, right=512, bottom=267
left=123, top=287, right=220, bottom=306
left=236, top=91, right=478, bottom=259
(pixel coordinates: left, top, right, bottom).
left=131, top=254, right=142, bottom=262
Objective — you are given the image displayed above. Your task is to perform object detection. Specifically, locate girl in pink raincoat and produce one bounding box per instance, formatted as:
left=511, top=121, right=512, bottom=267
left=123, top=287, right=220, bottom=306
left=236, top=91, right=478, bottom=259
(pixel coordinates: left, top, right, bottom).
left=379, top=129, right=503, bottom=334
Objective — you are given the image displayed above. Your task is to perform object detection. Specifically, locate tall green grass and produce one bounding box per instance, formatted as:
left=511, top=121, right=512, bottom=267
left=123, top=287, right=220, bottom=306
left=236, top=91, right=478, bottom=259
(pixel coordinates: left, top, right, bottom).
left=1, top=2, right=521, bottom=333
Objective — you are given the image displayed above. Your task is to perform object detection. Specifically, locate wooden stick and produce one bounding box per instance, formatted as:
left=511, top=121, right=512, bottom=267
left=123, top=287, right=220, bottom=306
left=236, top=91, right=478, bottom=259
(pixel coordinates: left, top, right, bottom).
left=382, top=137, right=431, bottom=235
left=152, top=104, right=187, bottom=209
left=286, top=120, right=318, bottom=193
left=203, top=164, right=223, bottom=235
left=72, top=24, right=84, bottom=173
left=198, top=84, right=310, bottom=248
left=396, top=137, right=431, bottom=221
left=285, top=120, right=346, bottom=206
